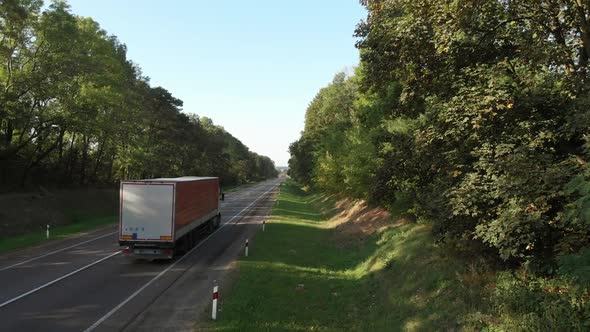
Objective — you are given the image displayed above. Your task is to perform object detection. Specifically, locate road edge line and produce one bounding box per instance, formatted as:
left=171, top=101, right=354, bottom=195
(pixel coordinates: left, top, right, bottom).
left=83, top=183, right=278, bottom=332
left=0, top=251, right=121, bottom=308
left=0, top=231, right=118, bottom=272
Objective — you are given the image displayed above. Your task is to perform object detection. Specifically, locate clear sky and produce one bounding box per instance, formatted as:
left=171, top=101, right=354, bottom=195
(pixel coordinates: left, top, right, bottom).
left=65, top=0, right=366, bottom=166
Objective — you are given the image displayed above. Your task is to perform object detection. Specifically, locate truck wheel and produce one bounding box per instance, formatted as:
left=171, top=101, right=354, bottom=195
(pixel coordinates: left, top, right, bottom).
left=174, top=239, right=182, bottom=256
left=186, top=232, right=194, bottom=250
left=177, top=235, right=191, bottom=255
left=190, top=227, right=198, bottom=246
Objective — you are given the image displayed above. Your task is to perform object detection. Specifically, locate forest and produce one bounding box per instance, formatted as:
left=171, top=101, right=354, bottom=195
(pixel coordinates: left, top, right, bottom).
left=290, top=0, right=590, bottom=269
left=0, top=0, right=277, bottom=191
left=289, top=2, right=590, bottom=326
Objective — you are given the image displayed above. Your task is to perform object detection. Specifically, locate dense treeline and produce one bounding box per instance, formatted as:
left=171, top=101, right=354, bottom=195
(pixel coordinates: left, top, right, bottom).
left=0, top=0, right=277, bottom=190
left=289, top=0, right=590, bottom=266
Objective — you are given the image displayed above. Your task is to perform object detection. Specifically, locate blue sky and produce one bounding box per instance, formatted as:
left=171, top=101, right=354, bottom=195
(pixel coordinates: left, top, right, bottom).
left=66, top=0, right=366, bottom=166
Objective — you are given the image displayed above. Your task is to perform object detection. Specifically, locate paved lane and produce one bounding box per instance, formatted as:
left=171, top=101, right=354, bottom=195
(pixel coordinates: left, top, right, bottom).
left=0, top=179, right=282, bottom=332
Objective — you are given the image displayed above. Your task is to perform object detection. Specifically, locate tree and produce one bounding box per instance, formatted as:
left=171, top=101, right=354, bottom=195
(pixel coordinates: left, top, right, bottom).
left=0, top=0, right=277, bottom=190
left=289, top=0, right=590, bottom=262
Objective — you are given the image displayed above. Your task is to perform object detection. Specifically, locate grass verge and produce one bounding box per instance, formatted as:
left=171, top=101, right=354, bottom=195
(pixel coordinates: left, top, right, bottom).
left=0, top=180, right=266, bottom=254
left=0, top=215, right=116, bottom=254
left=214, top=180, right=493, bottom=331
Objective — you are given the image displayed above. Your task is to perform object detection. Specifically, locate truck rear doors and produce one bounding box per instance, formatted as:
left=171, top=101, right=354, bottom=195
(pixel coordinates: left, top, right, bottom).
left=120, top=182, right=175, bottom=242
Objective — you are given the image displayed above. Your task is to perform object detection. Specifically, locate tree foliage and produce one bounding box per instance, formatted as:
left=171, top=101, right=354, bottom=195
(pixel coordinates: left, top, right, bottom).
left=0, top=0, right=277, bottom=190
left=289, top=0, right=590, bottom=263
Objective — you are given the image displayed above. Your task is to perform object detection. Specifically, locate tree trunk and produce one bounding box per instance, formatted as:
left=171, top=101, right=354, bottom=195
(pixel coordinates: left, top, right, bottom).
left=575, top=1, right=590, bottom=63
left=93, top=137, right=106, bottom=183
left=20, top=131, right=63, bottom=187
left=3, top=120, right=13, bottom=146
left=66, top=133, right=77, bottom=183
left=107, top=154, right=115, bottom=184
left=58, top=129, right=66, bottom=167
left=80, top=135, right=89, bottom=185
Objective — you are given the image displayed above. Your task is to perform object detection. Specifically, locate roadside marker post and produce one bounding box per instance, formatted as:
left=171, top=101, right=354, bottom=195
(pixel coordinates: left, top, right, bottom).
left=83, top=185, right=277, bottom=332
left=262, top=219, right=265, bottom=232
left=245, top=239, right=249, bottom=257
left=212, top=285, right=218, bottom=320
left=46, top=224, right=50, bottom=239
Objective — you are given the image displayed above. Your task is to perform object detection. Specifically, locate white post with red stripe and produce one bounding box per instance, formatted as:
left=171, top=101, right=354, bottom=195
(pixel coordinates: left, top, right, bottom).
left=245, top=239, right=249, bottom=257
left=212, top=285, right=219, bottom=320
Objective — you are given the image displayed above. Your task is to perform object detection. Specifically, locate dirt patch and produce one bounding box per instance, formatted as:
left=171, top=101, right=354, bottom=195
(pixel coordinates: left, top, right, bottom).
left=326, top=198, right=411, bottom=248
left=0, top=188, right=118, bottom=238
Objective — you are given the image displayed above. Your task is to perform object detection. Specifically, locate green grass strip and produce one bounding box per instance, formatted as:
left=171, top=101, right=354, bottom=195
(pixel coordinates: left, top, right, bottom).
left=213, top=179, right=491, bottom=332
left=0, top=216, right=116, bottom=254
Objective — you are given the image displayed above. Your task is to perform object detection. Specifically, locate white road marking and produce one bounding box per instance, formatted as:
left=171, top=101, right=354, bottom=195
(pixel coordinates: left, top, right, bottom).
left=83, top=184, right=278, bottom=332
left=0, top=183, right=265, bottom=271
left=0, top=251, right=121, bottom=308
left=0, top=231, right=118, bottom=272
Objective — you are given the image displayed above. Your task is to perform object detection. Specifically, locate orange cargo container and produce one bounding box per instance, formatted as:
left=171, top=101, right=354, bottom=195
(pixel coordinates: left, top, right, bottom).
left=119, top=176, right=221, bottom=259
left=175, top=178, right=219, bottom=231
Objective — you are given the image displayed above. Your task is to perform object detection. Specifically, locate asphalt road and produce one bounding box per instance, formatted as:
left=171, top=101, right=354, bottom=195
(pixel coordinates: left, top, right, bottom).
left=0, top=179, right=282, bottom=332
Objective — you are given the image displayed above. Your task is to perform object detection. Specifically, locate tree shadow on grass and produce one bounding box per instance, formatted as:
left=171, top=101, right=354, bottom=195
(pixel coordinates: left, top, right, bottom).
left=251, top=222, right=379, bottom=272
left=272, top=201, right=325, bottom=222
left=280, top=181, right=308, bottom=197
left=219, top=220, right=487, bottom=332
left=272, top=209, right=324, bottom=222
left=218, top=180, right=489, bottom=331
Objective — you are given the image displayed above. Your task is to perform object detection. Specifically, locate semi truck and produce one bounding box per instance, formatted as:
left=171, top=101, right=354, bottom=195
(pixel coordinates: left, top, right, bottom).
left=118, top=176, right=221, bottom=259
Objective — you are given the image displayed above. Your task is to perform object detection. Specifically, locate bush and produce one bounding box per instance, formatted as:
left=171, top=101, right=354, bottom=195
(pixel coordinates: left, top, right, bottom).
left=493, top=271, right=590, bottom=331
